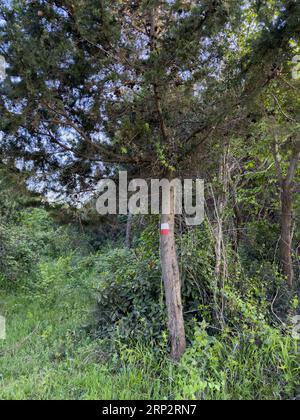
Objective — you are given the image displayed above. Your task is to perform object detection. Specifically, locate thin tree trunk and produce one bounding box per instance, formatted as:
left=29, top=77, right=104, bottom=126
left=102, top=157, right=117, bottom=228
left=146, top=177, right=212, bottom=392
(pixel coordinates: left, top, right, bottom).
left=272, top=135, right=300, bottom=289
left=160, top=188, right=186, bottom=361
left=280, top=183, right=294, bottom=288
left=214, top=220, right=223, bottom=279
left=211, top=149, right=230, bottom=327
left=273, top=137, right=300, bottom=289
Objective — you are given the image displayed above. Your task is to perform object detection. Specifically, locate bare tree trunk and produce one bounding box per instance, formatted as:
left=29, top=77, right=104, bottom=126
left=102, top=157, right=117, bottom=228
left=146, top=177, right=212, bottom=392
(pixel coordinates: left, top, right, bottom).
left=214, top=220, right=223, bottom=279
left=209, top=148, right=230, bottom=327
left=280, top=183, right=294, bottom=288
left=160, top=188, right=186, bottom=361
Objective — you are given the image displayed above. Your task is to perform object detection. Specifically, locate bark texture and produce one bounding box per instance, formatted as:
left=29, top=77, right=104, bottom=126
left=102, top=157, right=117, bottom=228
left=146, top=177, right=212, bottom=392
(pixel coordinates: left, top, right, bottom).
left=160, top=188, right=186, bottom=361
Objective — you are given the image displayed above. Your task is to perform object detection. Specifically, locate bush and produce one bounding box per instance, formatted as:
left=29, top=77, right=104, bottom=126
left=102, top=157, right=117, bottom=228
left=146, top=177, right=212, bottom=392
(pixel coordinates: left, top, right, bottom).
left=92, top=223, right=216, bottom=343
left=0, top=208, right=87, bottom=289
left=173, top=321, right=299, bottom=400
left=91, top=247, right=165, bottom=342
left=0, top=222, right=37, bottom=285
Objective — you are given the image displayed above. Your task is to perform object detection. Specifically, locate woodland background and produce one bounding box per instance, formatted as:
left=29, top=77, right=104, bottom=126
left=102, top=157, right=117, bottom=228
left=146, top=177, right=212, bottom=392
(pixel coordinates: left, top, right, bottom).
left=0, top=0, right=299, bottom=400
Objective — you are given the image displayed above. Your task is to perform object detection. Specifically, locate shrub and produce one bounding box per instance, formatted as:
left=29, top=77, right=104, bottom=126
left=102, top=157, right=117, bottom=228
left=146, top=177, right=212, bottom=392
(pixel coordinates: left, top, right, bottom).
left=92, top=223, right=216, bottom=343
left=0, top=222, right=37, bottom=285
left=91, top=248, right=165, bottom=342
left=0, top=208, right=86, bottom=289
left=173, top=322, right=299, bottom=400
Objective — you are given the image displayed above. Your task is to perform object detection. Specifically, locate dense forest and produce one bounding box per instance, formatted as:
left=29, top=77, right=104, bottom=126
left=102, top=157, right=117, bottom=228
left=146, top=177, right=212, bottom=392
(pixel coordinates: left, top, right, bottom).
left=0, top=0, right=299, bottom=401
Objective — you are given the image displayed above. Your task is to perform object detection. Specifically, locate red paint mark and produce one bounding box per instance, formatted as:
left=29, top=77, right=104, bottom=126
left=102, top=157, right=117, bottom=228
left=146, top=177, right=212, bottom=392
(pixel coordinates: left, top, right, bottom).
left=161, top=223, right=170, bottom=236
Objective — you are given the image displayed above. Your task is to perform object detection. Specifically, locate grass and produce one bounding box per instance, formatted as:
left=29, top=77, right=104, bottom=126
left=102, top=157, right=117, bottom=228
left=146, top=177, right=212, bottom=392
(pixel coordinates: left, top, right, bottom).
left=0, top=254, right=299, bottom=400
left=0, top=269, right=173, bottom=400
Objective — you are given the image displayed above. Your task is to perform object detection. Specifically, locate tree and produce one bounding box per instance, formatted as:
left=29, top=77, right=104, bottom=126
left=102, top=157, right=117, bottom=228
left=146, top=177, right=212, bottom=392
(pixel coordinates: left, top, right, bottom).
left=1, top=0, right=300, bottom=359
left=268, top=87, right=300, bottom=288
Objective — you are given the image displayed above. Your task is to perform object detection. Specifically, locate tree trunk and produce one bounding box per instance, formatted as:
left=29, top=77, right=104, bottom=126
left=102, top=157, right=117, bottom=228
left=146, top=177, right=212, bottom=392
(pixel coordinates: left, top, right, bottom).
left=272, top=136, right=300, bottom=289
left=280, top=183, right=294, bottom=288
left=160, top=188, right=186, bottom=361
left=213, top=161, right=228, bottom=326
left=214, top=220, right=223, bottom=279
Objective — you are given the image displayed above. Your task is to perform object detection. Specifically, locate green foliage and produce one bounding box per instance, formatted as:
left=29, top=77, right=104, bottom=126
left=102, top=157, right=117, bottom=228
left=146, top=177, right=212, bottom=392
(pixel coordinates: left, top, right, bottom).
left=0, top=181, right=298, bottom=400
left=0, top=0, right=300, bottom=402
left=90, top=222, right=215, bottom=343
left=174, top=321, right=299, bottom=400
left=91, top=247, right=164, bottom=342
left=0, top=265, right=158, bottom=400
left=0, top=207, right=87, bottom=290
left=2, top=0, right=299, bottom=190
left=91, top=219, right=297, bottom=350
left=0, top=221, right=34, bottom=284
left=1, top=271, right=298, bottom=400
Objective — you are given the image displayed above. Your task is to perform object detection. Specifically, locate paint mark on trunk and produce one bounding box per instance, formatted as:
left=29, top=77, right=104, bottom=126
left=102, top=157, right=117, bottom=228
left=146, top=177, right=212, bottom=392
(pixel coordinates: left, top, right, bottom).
left=161, top=223, right=170, bottom=236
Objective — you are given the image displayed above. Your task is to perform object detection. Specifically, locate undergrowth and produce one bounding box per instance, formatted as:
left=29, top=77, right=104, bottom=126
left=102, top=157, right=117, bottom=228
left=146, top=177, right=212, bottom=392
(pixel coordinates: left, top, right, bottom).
left=0, top=247, right=299, bottom=400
